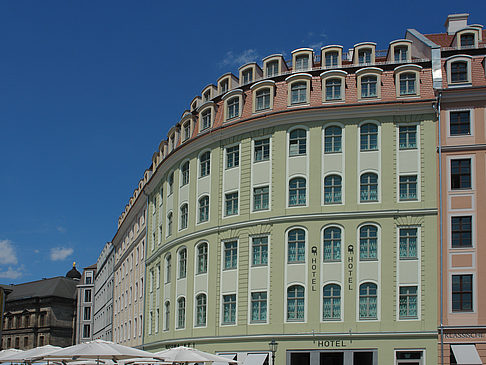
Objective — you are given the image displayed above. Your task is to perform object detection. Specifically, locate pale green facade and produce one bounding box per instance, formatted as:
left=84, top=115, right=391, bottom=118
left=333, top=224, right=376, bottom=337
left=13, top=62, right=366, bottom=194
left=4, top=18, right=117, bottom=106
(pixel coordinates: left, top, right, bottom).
left=142, top=107, right=438, bottom=364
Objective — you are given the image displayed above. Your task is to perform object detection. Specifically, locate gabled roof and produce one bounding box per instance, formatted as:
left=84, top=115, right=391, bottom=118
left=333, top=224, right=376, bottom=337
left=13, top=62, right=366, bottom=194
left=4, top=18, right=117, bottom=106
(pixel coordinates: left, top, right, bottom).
left=6, top=276, right=78, bottom=301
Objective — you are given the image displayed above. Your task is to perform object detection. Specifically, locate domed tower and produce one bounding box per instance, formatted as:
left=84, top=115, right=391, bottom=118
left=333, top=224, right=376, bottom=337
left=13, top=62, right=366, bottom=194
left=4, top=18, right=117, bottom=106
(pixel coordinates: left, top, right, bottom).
left=65, top=262, right=81, bottom=280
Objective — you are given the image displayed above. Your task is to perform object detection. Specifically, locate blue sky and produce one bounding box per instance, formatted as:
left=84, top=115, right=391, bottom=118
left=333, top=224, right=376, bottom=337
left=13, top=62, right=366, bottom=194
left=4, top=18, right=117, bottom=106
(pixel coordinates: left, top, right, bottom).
left=0, top=1, right=484, bottom=284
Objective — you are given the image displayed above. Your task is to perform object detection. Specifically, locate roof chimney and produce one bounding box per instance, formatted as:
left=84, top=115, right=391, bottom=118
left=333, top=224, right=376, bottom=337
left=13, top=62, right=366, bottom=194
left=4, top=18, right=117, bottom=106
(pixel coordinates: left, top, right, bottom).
left=445, top=13, right=469, bottom=35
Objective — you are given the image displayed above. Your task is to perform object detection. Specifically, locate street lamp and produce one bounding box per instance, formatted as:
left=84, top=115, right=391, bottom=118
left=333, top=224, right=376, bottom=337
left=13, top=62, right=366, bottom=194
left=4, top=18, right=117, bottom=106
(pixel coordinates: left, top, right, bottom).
left=268, top=338, right=278, bottom=365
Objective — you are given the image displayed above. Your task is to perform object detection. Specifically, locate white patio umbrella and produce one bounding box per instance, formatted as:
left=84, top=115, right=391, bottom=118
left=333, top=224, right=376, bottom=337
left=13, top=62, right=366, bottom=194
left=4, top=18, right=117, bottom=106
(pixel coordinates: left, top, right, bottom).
left=40, top=340, right=165, bottom=364
left=0, top=345, right=61, bottom=363
left=153, top=347, right=239, bottom=364
left=0, top=349, right=24, bottom=361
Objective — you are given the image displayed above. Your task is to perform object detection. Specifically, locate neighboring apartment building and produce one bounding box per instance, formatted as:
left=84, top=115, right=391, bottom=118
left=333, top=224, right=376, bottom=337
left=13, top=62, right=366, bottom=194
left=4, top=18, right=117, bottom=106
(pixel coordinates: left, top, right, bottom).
left=112, top=173, right=149, bottom=348
left=1, top=266, right=80, bottom=349
left=422, top=13, right=485, bottom=365
left=75, top=264, right=96, bottom=343
left=93, top=242, right=114, bottom=340
left=137, top=23, right=439, bottom=365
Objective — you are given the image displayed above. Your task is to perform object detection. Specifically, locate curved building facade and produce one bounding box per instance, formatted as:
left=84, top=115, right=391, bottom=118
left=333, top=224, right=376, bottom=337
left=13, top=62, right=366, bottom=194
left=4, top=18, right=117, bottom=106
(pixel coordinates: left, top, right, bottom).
left=134, top=34, right=439, bottom=364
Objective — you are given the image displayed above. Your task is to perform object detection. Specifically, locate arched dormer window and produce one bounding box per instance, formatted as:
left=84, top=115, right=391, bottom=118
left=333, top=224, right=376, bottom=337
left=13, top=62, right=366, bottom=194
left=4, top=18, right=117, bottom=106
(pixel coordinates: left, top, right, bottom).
left=320, top=70, right=346, bottom=102
left=354, top=42, right=376, bottom=65
left=251, top=80, right=275, bottom=113
left=321, top=46, right=343, bottom=68
left=263, top=54, right=288, bottom=78
left=388, top=40, right=412, bottom=63
left=239, top=62, right=262, bottom=85
left=292, top=48, right=313, bottom=72
left=198, top=103, right=215, bottom=132
left=356, top=68, right=383, bottom=100
left=394, top=64, right=422, bottom=97
left=286, top=74, right=312, bottom=106
left=222, top=90, right=244, bottom=121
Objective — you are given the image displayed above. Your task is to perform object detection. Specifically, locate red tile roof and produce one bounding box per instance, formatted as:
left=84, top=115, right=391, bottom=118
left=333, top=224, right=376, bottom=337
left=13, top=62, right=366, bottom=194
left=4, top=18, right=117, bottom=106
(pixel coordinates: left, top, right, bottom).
left=424, top=30, right=486, bottom=47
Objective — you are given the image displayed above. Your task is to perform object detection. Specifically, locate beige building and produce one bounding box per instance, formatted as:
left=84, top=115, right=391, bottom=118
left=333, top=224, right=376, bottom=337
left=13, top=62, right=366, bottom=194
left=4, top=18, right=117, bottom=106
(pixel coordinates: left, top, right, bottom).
left=112, top=169, right=151, bottom=347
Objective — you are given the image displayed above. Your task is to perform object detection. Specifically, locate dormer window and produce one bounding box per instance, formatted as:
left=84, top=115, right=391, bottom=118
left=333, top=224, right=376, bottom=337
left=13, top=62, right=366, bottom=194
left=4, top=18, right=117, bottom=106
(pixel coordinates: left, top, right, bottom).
left=361, top=76, right=377, bottom=97
left=320, top=70, right=346, bottom=103
left=357, top=68, right=382, bottom=100
left=203, top=91, right=210, bottom=101
left=266, top=61, right=278, bottom=77
left=183, top=122, right=191, bottom=141
left=201, top=109, right=211, bottom=130
left=325, top=51, right=339, bottom=67
left=394, top=46, right=408, bottom=62
left=358, top=49, right=372, bottom=65
left=251, top=80, right=275, bottom=113
left=227, top=97, right=239, bottom=119
left=451, top=61, right=468, bottom=83
left=295, top=55, right=309, bottom=71
left=242, top=69, right=253, bottom=84
left=291, top=82, right=307, bottom=104
left=286, top=74, right=312, bottom=106
left=220, top=79, right=229, bottom=94
left=256, top=88, right=270, bottom=111
left=399, top=73, right=416, bottom=95
left=394, top=64, right=421, bottom=97
left=460, top=33, right=475, bottom=48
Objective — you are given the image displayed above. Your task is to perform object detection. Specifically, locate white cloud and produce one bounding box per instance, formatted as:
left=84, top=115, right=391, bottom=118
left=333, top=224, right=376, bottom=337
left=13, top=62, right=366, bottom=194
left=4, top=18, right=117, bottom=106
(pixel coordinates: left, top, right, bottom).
left=0, top=267, right=23, bottom=279
left=219, top=49, right=259, bottom=67
left=0, top=240, right=18, bottom=265
left=50, top=247, right=74, bottom=261
left=56, top=226, right=67, bottom=233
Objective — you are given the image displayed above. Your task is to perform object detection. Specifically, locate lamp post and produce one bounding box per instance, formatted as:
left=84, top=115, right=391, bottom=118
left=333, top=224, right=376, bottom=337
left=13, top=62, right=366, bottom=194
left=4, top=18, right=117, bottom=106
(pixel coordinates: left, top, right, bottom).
left=269, top=338, right=278, bottom=365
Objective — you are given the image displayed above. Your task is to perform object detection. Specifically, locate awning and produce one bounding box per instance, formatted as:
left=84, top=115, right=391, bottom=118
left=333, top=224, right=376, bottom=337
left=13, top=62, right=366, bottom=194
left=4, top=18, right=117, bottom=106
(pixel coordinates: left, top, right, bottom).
left=451, top=344, right=482, bottom=365
left=242, top=353, right=268, bottom=365
left=213, top=353, right=237, bottom=365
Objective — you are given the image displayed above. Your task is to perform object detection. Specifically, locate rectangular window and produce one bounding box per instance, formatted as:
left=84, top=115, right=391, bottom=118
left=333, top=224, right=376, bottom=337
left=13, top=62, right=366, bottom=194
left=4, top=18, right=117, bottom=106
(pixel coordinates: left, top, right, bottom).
left=399, top=73, right=416, bottom=95
left=266, top=61, right=279, bottom=77
left=225, top=192, right=238, bottom=216
left=399, top=125, right=417, bottom=149
left=183, top=122, right=190, bottom=141
left=84, top=289, right=91, bottom=303
left=394, top=46, right=408, bottom=62
left=223, top=241, right=238, bottom=270
left=254, top=138, right=270, bottom=162
left=251, top=292, right=267, bottom=322
left=399, top=286, right=418, bottom=319
left=450, top=111, right=470, bottom=135
left=222, top=294, right=237, bottom=324
left=451, top=216, right=472, bottom=248
left=295, top=55, right=309, bottom=71
left=325, top=51, right=339, bottom=67
left=291, top=82, right=307, bottom=104
left=242, top=69, right=253, bottom=84
left=358, top=49, right=371, bottom=64
left=325, top=78, right=341, bottom=100
left=253, top=186, right=269, bottom=211
left=361, top=75, right=377, bottom=98
left=399, top=175, right=417, bottom=201
left=399, top=228, right=417, bottom=259
left=451, top=159, right=471, bottom=189
left=83, top=324, right=90, bottom=338
left=227, top=97, right=239, bottom=119
left=83, top=306, right=91, bottom=320
left=452, top=274, right=473, bottom=311
left=252, top=236, right=268, bottom=266
left=201, top=109, right=211, bottom=130
left=226, top=146, right=239, bottom=169
left=220, top=79, right=228, bottom=94
left=255, top=88, right=271, bottom=111
left=451, top=61, right=468, bottom=83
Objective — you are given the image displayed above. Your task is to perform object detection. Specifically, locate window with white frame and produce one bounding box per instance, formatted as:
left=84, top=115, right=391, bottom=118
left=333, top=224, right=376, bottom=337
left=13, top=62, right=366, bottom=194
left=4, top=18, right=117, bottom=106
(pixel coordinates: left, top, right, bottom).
left=223, top=241, right=237, bottom=269
left=167, top=212, right=173, bottom=236
left=226, top=145, right=239, bottom=169
left=178, top=248, right=187, bottom=279
left=325, top=78, right=342, bottom=100
left=289, top=129, right=306, bottom=156
left=359, top=282, right=377, bottom=319
left=177, top=297, right=185, bottom=329
left=360, top=173, right=378, bottom=202
left=255, top=88, right=271, bottom=111
left=399, top=286, right=418, bottom=319
left=180, top=204, right=188, bottom=230
left=251, top=291, right=267, bottom=323
left=287, top=285, right=304, bottom=321
left=359, top=225, right=378, bottom=260
left=252, top=236, right=268, bottom=266
left=289, top=177, right=306, bottom=206
left=322, top=284, right=341, bottom=320
left=168, top=172, right=174, bottom=195
left=450, top=61, right=468, bottom=83
left=325, top=51, right=339, bottom=67
left=266, top=60, right=279, bottom=77
left=242, top=68, right=253, bottom=84
left=164, top=301, right=170, bottom=330
left=394, top=46, right=408, bottom=62
left=199, top=151, right=210, bottom=177
left=450, top=111, right=470, bottom=135
left=181, top=161, right=189, bottom=186
left=358, top=48, right=372, bottom=64
left=360, top=75, right=377, bottom=98
left=399, top=175, right=417, bottom=201
left=460, top=33, right=475, bottom=48
left=399, top=125, right=417, bottom=149
left=294, top=55, right=309, bottom=71
left=323, top=227, right=341, bottom=261
left=201, top=108, right=211, bottom=130
left=360, top=123, right=378, bottom=151
left=227, top=97, right=240, bottom=120
left=324, top=126, right=342, bottom=153
left=399, top=72, right=416, bottom=95
left=197, top=242, right=208, bottom=274
left=253, top=186, right=269, bottom=211
left=183, top=122, right=191, bottom=141
left=225, top=192, right=238, bottom=216
left=165, top=254, right=171, bottom=283
left=195, top=293, right=207, bottom=326
left=288, top=228, right=305, bottom=263
left=198, top=196, right=209, bottom=223
left=291, top=81, right=307, bottom=104
left=254, top=138, right=270, bottom=161
left=324, top=175, right=342, bottom=204
left=222, top=294, right=236, bottom=324
left=399, top=227, right=418, bottom=259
